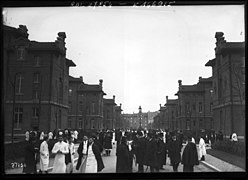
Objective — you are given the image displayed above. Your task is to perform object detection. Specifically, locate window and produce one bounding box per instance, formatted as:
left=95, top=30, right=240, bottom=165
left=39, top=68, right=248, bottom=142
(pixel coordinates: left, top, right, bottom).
left=33, top=73, right=40, bottom=83
left=193, top=120, right=196, bottom=127
left=14, top=107, right=23, bottom=129
left=199, top=119, right=203, bottom=129
left=69, top=89, right=72, bottom=96
left=199, top=102, right=202, bottom=113
left=17, top=47, right=25, bottom=60
left=68, top=118, right=72, bottom=128
left=79, top=101, right=83, bottom=112
left=16, top=74, right=24, bottom=95
left=186, top=119, right=190, bottom=130
left=91, top=119, right=95, bottom=129
left=91, top=103, right=95, bottom=114
left=210, top=103, right=213, bottom=112
left=186, top=102, right=190, bottom=113
left=34, top=56, right=40, bottom=67
left=78, top=118, right=83, bottom=129
left=32, top=107, right=39, bottom=118
left=33, top=89, right=39, bottom=99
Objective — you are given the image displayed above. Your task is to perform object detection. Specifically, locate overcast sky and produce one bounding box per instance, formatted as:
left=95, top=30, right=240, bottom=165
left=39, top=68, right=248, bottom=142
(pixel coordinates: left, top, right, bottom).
left=3, top=5, right=244, bottom=113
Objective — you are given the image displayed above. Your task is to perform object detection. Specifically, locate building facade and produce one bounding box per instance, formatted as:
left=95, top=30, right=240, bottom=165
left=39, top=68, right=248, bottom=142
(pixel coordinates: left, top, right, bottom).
left=4, top=25, right=76, bottom=141
left=205, top=32, right=245, bottom=139
left=103, top=96, right=117, bottom=130
left=175, top=76, right=213, bottom=136
left=164, top=96, right=178, bottom=131
left=115, top=104, right=123, bottom=129
left=69, top=76, right=106, bottom=133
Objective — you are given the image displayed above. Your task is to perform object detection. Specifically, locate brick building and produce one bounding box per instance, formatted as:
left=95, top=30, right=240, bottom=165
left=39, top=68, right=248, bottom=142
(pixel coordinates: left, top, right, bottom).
left=115, top=104, right=123, bottom=129
left=205, top=32, right=245, bottom=139
left=103, top=96, right=117, bottom=130
left=68, top=76, right=106, bottom=133
left=122, top=107, right=149, bottom=130
left=164, top=96, right=178, bottom=131
left=158, top=105, right=166, bottom=130
left=4, top=25, right=76, bottom=141
left=175, top=76, right=213, bottom=136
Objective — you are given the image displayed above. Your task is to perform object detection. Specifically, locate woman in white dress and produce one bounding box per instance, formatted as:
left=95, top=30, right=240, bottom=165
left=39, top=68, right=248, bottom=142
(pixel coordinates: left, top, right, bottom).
left=39, top=134, right=49, bottom=174
left=199, top=136, right=206, bottom=161
left=51, top=131, right=69, bottom=173
left=85, top=137, right=98, bottom=173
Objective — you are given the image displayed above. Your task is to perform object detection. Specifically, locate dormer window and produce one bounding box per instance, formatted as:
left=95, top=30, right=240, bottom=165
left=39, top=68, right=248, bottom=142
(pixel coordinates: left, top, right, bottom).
left=17, top=47, right=25, bottom=60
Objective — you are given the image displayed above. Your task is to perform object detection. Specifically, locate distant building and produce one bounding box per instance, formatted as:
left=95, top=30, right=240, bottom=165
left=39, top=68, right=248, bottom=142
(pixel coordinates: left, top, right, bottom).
left=164, top=96, right=178, bottom=131
left=103, top=96, right=117, bottom=130
left=175, top=76, right=213, bottom=136
left=115, top=104, right=123, bottom=129
left=68, top=76, right=106, bottom=133
left=122, top=107, right=152, bottom=130
left=4, top=25, right=76, bottom=141
left=205, top=32, right=245, bottom=139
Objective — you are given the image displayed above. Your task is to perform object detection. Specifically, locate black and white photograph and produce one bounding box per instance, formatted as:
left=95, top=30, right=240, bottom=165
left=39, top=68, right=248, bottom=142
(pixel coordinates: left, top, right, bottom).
left=2, top=0, right=246, bottom=178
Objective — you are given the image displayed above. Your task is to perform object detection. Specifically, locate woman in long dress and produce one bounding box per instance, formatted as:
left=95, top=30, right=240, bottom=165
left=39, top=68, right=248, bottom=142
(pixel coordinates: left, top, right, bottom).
left=199, top=136, right=206, bottom=161
left=39, top=134, right=49, bottom=174
left=51, top=131, right=69, bottom=173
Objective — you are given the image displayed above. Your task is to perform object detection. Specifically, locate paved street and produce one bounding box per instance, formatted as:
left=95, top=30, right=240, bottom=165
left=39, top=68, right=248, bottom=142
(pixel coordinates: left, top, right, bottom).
left=5, top=141, right=245, bottom=174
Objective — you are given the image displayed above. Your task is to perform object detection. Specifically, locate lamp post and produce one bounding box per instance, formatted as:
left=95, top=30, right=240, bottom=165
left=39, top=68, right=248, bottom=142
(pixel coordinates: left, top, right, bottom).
left=139, top=106, right=142, bottom=129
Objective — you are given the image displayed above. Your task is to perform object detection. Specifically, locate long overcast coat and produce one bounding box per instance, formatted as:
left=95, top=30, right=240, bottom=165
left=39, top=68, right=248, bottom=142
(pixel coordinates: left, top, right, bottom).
left=144, top=138, right=159, bottom=168
left=182, top=142, right=199, bottom=167
left=168, top=139, right=181, bottom=165
left=134, top=137, right=147, bottom=165
left=116, top=143, right=131, bottom=173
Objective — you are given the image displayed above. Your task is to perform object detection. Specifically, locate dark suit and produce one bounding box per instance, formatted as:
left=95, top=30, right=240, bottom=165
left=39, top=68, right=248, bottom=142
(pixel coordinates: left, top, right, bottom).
left=116, top=143, right=131, bottom=173
left=182, top=142, right=199, bottom=172
left=76, top=140, right=88, bottom=170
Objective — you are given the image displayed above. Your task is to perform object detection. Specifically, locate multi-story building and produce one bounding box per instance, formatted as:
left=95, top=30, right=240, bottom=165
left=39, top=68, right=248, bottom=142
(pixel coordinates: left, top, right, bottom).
left=115, top=104, right=123, bottom=129
left=122, top=107, right=149, bottom=130
left=68, top=76, right=106, bottom=133
left=175, top=76, right=213, bottom=136
left=103, top=96, right=116, bottom=130
left=159, top=104, right=166, bottom=130
left=4, top=25, right=76, bottom=141
left=164, top=96, right=178, bottom=131
left=205, top=32, right=245, bottom=139
left=147, top=111, right=159, bottom=129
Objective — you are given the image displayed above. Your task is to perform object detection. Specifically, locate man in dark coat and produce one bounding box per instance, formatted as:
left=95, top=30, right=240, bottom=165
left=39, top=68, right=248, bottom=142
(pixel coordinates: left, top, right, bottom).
left=157, top=133, right=166, bottom=170
left=134, top=131, right=147, bottom=172
left=116, top=136, right=131, bottom=173
left=181, top=136, right=199, bottom=172
left=23, top=131, right=39, bottom=174
left=103, top=132, right=112, bottom=156
left=76, top=136, right=88, bottom=171
left=91, top=138, right=105, bottom=172
left=144, top=133, right=159, bottom=172
left=168, top=133, right=181, bottom=172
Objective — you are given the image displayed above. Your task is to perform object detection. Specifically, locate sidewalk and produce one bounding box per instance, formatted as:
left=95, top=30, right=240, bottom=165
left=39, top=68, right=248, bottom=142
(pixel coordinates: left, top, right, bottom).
left=197, top=146, right=245, bottom=172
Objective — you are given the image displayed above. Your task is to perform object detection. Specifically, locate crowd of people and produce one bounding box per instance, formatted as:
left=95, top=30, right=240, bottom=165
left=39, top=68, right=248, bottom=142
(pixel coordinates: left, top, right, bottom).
left=115, top=129, right=200, bottom=173
left=21, top=127, right=234, bottom=174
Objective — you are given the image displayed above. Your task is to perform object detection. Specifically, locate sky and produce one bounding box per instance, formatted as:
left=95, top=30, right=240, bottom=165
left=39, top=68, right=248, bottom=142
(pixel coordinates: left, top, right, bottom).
left=3, top=5, right=245, bottom=114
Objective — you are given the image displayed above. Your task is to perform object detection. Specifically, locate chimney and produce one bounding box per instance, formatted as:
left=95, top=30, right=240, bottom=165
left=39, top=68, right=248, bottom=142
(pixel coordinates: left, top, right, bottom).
left=160, top=104, right=161, bottom=108
left=120, top=103, right=122, bottom=108
left=178, top=80, right=182, bottom=86
left=57, top=32, right=66, bottom=42
left=113, top=95, right=115, bottom=101
left=199, top=76, right=202, bottom=81
left=79, top=76, right=83, bottom=81
left=99, top=79, right=103, bottom=87
left=215, top=32, right=226, bottom=45
left=166, top=96, right=168, bottom=102
left=18, top=25, right=29, bottom=38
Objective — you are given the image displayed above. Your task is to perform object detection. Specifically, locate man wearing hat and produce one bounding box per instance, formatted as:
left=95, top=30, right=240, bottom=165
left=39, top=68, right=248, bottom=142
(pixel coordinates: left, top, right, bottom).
left=181, top=135, right=199, bottom=172
left=168, top=133, right=181, bottom=172
left=134, top=130, right=147, bottom=173
left=116, top=136, right=131, bottom=173
left=51, top=131, right=69, bottom=173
